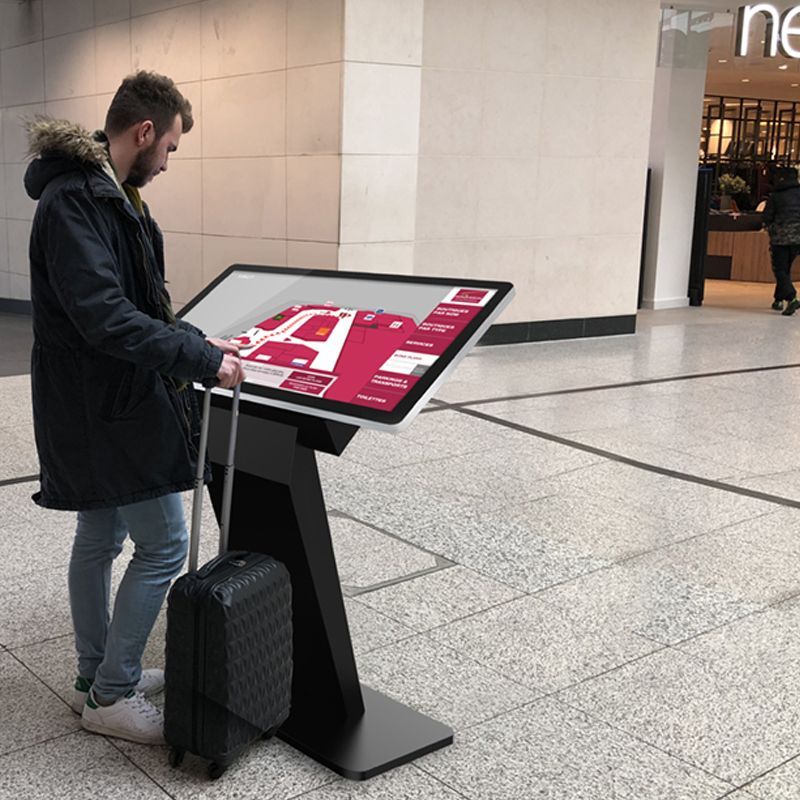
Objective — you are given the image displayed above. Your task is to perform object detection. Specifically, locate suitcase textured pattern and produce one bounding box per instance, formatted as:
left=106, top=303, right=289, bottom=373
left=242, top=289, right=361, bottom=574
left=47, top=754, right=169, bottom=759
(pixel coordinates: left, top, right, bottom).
left=164, top=550, right=293, bottom=772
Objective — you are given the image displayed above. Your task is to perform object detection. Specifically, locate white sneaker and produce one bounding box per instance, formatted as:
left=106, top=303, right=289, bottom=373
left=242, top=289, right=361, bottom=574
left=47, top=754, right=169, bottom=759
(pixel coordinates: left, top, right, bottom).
left=81, top=689, right=165, bottom=745
left=71, top=669, right=165, bottom=714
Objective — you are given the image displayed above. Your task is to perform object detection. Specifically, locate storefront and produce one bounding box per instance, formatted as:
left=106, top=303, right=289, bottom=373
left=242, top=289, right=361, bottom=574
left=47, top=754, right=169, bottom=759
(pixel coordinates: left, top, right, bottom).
left=645, top=2, right=800, bottom=310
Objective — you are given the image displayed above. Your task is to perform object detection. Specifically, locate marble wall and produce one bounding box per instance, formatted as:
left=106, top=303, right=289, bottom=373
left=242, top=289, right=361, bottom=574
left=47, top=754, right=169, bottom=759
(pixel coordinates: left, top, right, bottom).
left=0, top=0, right=663, bottom=330
left=410, top=0, right=662, bottom=325
left=0, top=0, right=344, bottom=308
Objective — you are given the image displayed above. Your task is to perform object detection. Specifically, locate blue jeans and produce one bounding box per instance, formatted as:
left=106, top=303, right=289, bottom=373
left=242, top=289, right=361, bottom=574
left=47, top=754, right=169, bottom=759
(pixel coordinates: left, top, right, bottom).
left=68, top=492, right=188, bottom=704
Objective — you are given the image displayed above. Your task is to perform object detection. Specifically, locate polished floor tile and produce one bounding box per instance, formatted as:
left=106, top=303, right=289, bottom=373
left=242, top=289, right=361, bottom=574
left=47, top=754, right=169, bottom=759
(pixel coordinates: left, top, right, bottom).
left=0, top=732, right=171, bottom=799
left=0, top=650, right=80, bottom=755
left=560, top=636, right=800, bottom=785
left=329, top=517, right=438, bottom=591
left=426, top=593, right=659, bottom=694
left=357, top=634, right=537, bottom=731
left=418, top=698, right=734, bottom=800
left=353, top=565, right=523, bottom=632
left=2, top=283, right=800, bottom=798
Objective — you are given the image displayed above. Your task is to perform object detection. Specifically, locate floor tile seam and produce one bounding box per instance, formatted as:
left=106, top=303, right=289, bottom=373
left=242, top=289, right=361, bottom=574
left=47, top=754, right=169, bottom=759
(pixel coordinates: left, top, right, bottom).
left=6, top=647, right=77, bottom=715
left=344, top=561, right=454, bottom=598
left=611, top=509, right=779, bottom=568
left=341, top=448, right=490, bottom=474
left=431, top=363, right=800, bottom=411
left=327, top=510, right=467, bottom=595
left=361, top=628, right=541, bottom=700
left=0, top=728, right=83, bottom=762
left=344, top=440, right=515, bottom=475
left=546, top=632, right=800, bottom=780
left=767, top=589, right=800, bottom=610
left=104, top=737, right=178, bottom=799
left=330, top=509, right=457, bottom=564
left=451, top=691, right=740, bottom=794
left=721, top=751, right=800, bottom=798
left=516, top=640, right=671, bottom=708
left=279, top=777, right=347, bottom=800
left=450, top=406, right=800, bottom=511
left=409, top=762, right=477, bottom=799
left=631, top=608, right=772, bottom=658
left=550, top=696, right=745, bottom=793
left=662, top=599, right=800, bottom=660
left=379, top=591, right=529, bottom=639
left=452, top=695, right=548, bottom=736
left=431, top=616, right=660, bottom=699
left=328, top=507, right=567, bottom=599
left=5, top=631, right=73, bottom=653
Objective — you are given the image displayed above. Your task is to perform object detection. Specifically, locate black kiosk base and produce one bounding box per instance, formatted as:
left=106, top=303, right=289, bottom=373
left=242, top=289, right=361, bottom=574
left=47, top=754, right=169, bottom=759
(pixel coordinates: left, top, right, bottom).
left=204, top=393, right=453, bottom=780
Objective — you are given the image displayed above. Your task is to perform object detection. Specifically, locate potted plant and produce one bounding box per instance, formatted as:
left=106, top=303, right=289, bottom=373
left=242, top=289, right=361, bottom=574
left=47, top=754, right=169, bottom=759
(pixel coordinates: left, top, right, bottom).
left=718, top=174, right=748, bottom=211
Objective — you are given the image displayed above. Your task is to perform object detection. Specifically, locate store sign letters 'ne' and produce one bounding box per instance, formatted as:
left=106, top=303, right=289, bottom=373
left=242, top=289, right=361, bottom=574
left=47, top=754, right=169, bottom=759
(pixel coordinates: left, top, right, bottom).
left=736, top=4, right=800, bottom=57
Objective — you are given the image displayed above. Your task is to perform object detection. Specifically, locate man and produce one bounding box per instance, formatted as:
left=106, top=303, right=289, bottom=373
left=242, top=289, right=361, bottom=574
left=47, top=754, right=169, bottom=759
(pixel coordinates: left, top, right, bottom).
left=762, top=166, right=800, bottom=316
left=24, top=71, right=245, bottom=745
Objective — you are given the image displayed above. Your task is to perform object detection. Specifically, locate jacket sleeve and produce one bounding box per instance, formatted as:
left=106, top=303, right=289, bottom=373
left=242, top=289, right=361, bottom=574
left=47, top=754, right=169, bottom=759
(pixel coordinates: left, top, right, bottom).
left=175, top=318, right=206, bottom=337
left=762, top=194, right=775, bottom=226
left=42, top=188, right=223, bottom=382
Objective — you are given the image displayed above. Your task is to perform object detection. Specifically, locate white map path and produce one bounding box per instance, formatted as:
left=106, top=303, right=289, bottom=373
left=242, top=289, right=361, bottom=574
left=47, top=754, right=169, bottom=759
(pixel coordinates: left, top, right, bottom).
left=236, top=307, right=357, bottom=374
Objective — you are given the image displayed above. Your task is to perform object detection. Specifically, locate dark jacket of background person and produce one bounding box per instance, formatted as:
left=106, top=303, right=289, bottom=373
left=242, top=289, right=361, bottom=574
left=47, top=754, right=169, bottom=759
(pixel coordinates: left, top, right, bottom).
left=24, top=119, right=222, bottom=511
left=762, top=176, right=800, bottom=245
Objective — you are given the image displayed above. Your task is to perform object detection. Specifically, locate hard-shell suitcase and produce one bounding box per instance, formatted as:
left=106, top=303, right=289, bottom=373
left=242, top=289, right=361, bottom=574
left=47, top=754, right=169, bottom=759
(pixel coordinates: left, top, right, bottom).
left=164, top=385, right=293, bottom=779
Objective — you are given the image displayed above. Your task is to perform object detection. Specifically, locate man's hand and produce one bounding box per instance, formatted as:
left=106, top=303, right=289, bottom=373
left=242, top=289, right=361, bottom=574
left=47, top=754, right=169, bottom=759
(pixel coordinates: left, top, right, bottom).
left=207, top=337, right=241, bottom=356
left=216, top=353, right=246, bottom=388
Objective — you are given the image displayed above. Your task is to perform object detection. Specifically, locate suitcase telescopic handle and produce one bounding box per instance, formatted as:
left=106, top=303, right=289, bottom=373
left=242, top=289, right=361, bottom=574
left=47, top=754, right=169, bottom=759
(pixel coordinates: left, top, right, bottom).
left=188, top=383, right=241, bottom=572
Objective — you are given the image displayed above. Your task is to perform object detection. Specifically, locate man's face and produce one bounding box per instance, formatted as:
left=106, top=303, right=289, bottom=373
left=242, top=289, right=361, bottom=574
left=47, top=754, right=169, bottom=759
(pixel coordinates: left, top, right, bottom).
left=126, top=113, right=182, bottom=188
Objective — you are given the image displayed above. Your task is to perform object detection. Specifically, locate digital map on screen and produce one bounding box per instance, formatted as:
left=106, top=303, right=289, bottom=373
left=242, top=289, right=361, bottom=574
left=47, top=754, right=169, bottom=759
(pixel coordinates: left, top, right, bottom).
left=226, top=287, right=496, bottom=411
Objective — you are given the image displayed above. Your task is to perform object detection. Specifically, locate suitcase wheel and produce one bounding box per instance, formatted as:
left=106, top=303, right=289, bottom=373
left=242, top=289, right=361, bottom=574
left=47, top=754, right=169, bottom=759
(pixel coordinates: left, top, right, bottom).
left=168, top=748, right=185, bottom=769
left=208, top=762, right=227, bottom=780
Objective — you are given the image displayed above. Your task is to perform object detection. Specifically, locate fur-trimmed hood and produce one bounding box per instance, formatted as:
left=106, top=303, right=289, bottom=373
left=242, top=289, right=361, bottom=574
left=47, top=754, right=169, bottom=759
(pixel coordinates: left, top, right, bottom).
left=24, top=117, right=111, bottom=201
left=25, top=117, right=107, bottom=163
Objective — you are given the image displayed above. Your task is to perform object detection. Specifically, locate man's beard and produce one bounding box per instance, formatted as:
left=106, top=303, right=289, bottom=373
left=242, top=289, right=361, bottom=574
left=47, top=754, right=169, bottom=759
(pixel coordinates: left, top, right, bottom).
left=125, top=140, right=159, bottom=188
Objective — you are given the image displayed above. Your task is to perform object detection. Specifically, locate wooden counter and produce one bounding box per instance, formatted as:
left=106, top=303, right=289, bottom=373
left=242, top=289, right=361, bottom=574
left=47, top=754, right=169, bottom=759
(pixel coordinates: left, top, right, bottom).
left=707, top=229, right=800, bottom=282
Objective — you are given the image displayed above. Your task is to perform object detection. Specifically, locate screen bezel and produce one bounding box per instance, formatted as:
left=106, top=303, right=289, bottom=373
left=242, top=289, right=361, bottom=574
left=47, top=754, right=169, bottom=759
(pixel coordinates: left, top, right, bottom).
left=178, top=264, right=514, bottom=429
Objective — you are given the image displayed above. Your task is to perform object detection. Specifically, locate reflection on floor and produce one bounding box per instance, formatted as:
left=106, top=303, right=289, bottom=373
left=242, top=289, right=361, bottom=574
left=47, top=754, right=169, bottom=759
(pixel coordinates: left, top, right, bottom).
left=2, top=298, right=800, bottom=799
left=704, top=278, right=777, bottom=312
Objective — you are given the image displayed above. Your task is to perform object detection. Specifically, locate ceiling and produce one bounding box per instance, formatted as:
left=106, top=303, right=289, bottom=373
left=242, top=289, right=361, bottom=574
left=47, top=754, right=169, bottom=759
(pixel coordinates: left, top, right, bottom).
left=693, top=3, right=800, bottom=100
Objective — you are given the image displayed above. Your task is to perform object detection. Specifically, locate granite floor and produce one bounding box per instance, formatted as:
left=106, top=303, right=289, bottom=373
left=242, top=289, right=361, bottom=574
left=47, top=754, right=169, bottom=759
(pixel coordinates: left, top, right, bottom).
left=3, top=280, right=800, bottom=798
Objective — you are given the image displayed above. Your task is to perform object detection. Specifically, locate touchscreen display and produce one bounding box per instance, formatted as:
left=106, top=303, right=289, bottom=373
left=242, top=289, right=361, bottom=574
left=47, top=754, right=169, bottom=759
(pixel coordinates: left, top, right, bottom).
left=182, top=268, right=499, bottom=413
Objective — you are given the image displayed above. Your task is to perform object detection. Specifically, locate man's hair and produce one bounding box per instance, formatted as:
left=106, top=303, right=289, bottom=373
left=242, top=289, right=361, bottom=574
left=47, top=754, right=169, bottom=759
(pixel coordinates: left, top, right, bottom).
left=105, top=71, right=193, bottom=138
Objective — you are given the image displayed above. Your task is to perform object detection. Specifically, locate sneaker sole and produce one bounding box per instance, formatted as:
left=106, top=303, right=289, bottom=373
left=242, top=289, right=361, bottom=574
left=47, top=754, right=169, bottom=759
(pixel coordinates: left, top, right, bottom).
left=81, top=717, right=165, bottom=746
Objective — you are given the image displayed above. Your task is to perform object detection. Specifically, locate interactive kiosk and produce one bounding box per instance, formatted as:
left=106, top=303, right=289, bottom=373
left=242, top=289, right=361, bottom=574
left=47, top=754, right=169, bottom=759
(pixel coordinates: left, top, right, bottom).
left=179, top=265, right=515, bottom=779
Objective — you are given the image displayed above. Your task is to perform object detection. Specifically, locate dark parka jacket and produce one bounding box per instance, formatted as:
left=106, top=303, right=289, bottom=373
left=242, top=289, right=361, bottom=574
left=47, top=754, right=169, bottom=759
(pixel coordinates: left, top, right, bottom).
left=762, top=178, right=800, bottom=245
left=24, top=119, right=223, bottom=510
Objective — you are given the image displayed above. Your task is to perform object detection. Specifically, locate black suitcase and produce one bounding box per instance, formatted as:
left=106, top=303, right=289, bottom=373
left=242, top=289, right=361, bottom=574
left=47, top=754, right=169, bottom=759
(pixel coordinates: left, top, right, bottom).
left=164, top=385, right=293, bottom=779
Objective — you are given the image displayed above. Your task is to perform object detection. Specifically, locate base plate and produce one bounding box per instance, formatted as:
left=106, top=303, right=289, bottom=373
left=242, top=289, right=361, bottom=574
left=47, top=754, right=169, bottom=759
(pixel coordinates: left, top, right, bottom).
left=277, top=684, right=453, bottom=780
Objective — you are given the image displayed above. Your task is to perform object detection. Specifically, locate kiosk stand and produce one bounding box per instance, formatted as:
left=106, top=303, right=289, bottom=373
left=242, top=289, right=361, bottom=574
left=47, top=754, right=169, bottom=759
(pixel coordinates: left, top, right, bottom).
left=204, top=393, right=453, bottom=780
left=180, top=264, right=514, bottom=780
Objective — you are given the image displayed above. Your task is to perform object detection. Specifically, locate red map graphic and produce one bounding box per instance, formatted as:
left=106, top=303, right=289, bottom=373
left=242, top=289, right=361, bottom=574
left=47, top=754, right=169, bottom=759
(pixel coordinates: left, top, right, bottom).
left=231, top=294, right=486, bottom=411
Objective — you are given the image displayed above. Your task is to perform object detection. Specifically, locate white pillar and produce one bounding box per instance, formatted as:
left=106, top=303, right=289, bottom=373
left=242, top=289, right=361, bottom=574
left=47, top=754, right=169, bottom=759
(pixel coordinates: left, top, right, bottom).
left=642, top=10, right=710, bottom=310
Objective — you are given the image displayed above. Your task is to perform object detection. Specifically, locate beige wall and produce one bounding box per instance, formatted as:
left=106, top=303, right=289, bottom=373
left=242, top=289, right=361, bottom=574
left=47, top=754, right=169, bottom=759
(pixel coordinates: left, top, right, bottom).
left=337, top=0, right=424, bottom=275
left=410, top=0, right=662, bottom=324
left=0, top=0, right=344, bottom=308
left=1, top=0, right=663, bottom=330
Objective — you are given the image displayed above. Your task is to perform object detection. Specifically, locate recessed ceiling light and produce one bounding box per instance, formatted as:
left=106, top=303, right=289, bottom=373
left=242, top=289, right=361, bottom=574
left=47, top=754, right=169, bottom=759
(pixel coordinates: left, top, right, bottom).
left=780, top=64, right=789, bottom=70
left=793, top=83, right=799, bottom=87
left=742, top=78, right=751, bottom=82
left=718, top=58, right=728, bottom=63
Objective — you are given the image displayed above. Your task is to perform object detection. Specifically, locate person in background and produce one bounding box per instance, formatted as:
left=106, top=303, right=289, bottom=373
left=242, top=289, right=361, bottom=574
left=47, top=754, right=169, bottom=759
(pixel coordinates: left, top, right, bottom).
left=23, top=71, right=246, bottom=745
left=762, top=166, right=800, bottom=316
